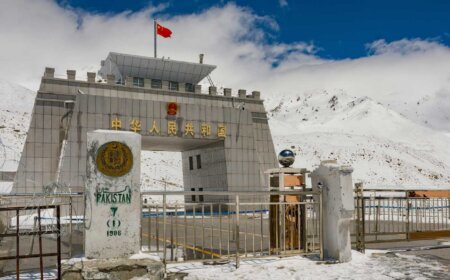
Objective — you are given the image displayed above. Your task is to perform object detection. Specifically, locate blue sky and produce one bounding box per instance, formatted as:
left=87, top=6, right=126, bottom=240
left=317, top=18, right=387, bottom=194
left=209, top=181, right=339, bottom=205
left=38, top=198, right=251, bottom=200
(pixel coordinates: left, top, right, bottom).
left=57, top=0, right=450, bottom=59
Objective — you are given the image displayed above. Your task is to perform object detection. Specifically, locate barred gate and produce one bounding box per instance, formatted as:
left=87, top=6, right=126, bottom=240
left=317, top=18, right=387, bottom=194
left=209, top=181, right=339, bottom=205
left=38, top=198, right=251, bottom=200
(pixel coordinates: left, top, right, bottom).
left=141, top=190, right=323, bottom=267
left=0, top=194, right=82, bottom=278
left=0, top=205, right=62, bottom=279
left=353, top=184, right=450, bottom=251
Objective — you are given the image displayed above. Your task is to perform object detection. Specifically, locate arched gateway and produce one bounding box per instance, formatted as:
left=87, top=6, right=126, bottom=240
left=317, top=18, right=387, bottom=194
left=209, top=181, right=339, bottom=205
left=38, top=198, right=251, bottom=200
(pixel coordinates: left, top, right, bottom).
left=13, top=52, right=278, bottom=210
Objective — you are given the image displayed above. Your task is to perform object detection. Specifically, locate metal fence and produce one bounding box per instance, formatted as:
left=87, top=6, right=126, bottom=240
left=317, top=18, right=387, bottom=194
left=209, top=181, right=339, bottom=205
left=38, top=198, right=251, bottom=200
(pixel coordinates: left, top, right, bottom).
left=0, top=190, right=323, bottom=275
left=0, top=205, right=62, bottom=279
left=353, top=185, right=450, bottom=251
left=0, top=194, right=83, bottom=277
left=141, top=190, right=323, bottom=267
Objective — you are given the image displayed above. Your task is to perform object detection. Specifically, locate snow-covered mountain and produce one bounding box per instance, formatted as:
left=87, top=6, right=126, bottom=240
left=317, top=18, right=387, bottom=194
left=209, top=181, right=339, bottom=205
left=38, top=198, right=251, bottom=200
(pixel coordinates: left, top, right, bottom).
left=1, top=80, right=449, bottom=191
left=0, top=80, right=35, bottom=172
left=384, top=89, right=450, bottom=132
left=266, top=90, right=450, bottom=187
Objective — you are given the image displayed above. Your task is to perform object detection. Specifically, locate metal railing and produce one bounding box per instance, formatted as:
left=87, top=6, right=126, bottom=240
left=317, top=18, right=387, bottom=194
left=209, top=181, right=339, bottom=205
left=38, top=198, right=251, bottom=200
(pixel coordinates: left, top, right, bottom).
left=0, top=205, right=62, bottom=279
left=353, top=185, right=450, bottom=251
left=141, top=190, right=323, bottom=267
left=0, top=190, right=322, bottom=274
left=0, top=193, right=83, bottom=278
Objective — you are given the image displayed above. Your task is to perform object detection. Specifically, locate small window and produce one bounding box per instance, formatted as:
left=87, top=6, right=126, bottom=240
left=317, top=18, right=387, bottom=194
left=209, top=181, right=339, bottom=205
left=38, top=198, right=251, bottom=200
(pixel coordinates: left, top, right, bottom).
left=191, top=188, right=196, bottom=202
left=199, top=188, right=204, bottom=202
left=189, top=156, right=193, bottom=170
left=133, top=77, right=144, bottom=87
left=196, top=155, right=201, bottom=169
left=169, top=81, right=179, bottom=91
left=185, top=83, right=195, bottom=93
left=151, top=79, right=162, bottom=89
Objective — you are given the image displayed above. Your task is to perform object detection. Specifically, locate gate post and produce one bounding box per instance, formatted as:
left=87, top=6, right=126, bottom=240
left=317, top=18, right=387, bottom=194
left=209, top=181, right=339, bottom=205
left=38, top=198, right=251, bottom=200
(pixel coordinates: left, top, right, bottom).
left=355, top=183, right=365, bottom=253
left=311, top=160, right=354, bottom=262
left=448, top=198, right=450, bottom=218
left=235, top=195, right=240, bottom=268
left=406, top=198, right=410, bottom=241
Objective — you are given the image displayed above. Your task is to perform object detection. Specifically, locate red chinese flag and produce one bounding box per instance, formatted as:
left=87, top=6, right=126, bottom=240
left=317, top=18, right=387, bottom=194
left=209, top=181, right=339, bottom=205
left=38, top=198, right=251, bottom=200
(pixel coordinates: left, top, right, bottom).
left=157, top=23, right=172, bottom=38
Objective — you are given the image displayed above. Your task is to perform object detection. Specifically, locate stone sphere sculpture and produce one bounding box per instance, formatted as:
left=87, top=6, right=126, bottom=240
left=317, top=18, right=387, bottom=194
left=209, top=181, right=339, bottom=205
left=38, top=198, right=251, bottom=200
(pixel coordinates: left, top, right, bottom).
left=278, top=149, right=295, bottom=168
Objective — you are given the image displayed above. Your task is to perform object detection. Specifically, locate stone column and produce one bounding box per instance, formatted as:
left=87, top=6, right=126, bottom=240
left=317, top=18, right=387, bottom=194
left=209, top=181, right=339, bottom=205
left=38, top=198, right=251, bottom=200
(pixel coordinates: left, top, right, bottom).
left=223, top=88, right=232, bottom=97
left=311, top=160, right=354, bottom=262
left=125, top=76, right=133, bottom=87
left=238, top=89, right=246, bottom=98
left=67, top=70, right=76, bottom=80
left=209, top=86, right=217, bottom=95
left=85, top=130, right=141, bottom=259
left=194, top=85, right=202, bottom=94
left=87, top=72, right=96, bottom=83
left=44, top=67, right=55, bottom=78
left=106, top=74, right=116, bottom=85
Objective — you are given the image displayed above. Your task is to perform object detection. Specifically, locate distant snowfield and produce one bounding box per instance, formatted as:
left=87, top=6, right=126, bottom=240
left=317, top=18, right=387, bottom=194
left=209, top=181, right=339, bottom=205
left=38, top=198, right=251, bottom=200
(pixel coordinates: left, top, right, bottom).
left=1, top=80, right=449, bottom=191
left=170, top=250, right=449, bottom=280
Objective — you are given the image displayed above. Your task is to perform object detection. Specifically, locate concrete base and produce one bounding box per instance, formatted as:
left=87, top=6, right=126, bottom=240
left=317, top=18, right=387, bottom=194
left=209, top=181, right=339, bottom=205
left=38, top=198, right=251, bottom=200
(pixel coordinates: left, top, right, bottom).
left=62, top=258, right=164, bottom=280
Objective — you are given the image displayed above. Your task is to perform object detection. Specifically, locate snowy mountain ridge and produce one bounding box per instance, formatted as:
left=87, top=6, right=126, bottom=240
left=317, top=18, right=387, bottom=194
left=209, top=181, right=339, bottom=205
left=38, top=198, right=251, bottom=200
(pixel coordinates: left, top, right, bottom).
left=267, top=90, right=450, bottom=187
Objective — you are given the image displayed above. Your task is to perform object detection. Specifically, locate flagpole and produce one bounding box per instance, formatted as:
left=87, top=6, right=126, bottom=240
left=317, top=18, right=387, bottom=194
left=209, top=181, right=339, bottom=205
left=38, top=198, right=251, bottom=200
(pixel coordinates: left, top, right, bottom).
left=154, top=19, right=157, bottom=58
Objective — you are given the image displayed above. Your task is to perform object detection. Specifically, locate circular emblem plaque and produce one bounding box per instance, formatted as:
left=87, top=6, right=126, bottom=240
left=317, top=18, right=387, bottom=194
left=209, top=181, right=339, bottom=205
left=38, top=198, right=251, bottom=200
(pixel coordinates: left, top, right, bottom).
left=167, top=102, right=178, bottom=115
left=96, top=141, right=133, bottom=177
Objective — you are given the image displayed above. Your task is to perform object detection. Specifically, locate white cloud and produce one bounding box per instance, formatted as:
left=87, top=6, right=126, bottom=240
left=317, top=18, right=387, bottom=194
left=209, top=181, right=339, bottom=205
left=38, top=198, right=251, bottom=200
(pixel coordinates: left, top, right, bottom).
left=279, top=0, right=289, bottom=8
left=366, top=38, right=443, bottom=55
left=0, top=0, right=449, bottom=131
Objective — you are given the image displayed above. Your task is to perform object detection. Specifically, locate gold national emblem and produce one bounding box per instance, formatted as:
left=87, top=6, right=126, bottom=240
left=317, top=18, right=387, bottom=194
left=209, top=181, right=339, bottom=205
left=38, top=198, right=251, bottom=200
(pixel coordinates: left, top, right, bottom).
left=96, top=141, right=133, bottom=177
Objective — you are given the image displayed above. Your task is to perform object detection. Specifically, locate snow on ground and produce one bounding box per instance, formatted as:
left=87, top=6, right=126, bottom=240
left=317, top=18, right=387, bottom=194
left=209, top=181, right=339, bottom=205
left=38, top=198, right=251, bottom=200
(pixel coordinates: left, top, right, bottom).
left=129, top=251, right=161, bottom=261
left=2, top=250, right=448, bottom=279
left=168, top=250, right=450, bottom=280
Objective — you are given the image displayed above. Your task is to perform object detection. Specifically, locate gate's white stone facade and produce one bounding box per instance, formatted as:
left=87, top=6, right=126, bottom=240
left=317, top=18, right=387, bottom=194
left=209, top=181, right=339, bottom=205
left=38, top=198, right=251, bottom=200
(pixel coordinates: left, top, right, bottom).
left=13, top=52, right=278, bottom=210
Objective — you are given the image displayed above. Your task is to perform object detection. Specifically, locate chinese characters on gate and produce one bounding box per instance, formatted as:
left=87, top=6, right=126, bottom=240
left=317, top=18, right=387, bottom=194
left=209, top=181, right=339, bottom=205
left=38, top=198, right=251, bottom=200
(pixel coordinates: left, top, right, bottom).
left=111, top=117, right=227, bottom=138
left=110, top=102, right=227, bottom=138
